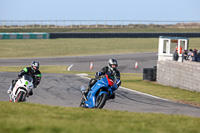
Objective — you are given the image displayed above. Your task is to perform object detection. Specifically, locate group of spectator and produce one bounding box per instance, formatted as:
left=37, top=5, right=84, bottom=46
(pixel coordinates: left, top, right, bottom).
left=183, top=48, right=200, bottom=62
left=173, top=48, right=200, bottom=62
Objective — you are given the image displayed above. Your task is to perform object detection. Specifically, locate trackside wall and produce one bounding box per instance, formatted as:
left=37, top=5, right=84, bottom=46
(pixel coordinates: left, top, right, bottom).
left=157, top=60, right=200, bottom=92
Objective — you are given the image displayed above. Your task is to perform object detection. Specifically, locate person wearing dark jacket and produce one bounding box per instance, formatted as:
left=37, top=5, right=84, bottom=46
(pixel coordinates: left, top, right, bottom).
left=182, top=50, right=188, bottom=62
left=196, top=52, right=200, bottom=62
left=173, top=50, right=179, bottom=61
left=7, top=61, right=42, bottom=96
left=84, top=58, right=121, bottom=99
left=191, top=49, right=198, bottom=61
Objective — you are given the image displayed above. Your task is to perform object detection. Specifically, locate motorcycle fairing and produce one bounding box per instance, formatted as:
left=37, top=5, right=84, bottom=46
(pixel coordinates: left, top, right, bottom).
left=85, top=77, right=110, bottom=108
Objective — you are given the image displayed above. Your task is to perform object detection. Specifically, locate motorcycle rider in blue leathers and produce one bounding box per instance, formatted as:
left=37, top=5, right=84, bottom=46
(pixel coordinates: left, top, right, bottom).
left=84, top=58, right=121, bottom=99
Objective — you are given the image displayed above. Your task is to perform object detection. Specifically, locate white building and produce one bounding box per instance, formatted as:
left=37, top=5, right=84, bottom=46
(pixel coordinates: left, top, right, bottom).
left=158, top=36, right=189, bottom=62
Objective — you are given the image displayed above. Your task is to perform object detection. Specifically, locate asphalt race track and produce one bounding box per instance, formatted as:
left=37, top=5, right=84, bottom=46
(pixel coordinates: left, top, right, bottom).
left=0, top=52, right=158, bottom=73
left=0, top=72, right=200, bottom=117
left=0, top=53, right=200, bottom=117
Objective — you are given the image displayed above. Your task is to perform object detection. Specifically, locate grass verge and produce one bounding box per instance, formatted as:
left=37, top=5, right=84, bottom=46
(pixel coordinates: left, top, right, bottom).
left=0, top=101, right=200, bottom=133
left=0, top=38, right=200, bottom=58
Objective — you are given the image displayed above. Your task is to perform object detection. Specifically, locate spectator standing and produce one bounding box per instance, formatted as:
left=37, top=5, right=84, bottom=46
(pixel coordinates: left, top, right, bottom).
left=182, top=50, right=188, bottom=62
left=173, top=50, right=179, bottom=61
left=196, top=51, right=200, bottom=62
left=175, top=44, right=182, bottom=54
left=188, top=49, right=193, bottom=61
left=191, top=49, right=197, bottom=61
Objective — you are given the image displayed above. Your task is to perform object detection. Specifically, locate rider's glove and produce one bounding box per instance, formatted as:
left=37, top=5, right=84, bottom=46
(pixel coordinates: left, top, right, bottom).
left=116, top=79, right=121, bottom=87
left=95, top=72, right=102, bottom=79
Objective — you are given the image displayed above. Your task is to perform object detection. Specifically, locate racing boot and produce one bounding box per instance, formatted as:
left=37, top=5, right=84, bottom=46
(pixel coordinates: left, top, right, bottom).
left=7, top=84, right=13, bottom=94
left=27, top=89, right=33, bottom=97
left=83, top=86, right=91, bottom=97
left=7, top=80, right=17, bottom=94
left=83, top=78, right=96, bottom=97
left=109, top=92, right=115, bottom=99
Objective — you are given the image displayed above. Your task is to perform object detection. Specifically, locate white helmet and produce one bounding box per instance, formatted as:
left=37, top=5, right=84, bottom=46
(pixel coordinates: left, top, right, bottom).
left=108, top=58, right=118, bottom=71
left=31, top=61, right=39, bottom=72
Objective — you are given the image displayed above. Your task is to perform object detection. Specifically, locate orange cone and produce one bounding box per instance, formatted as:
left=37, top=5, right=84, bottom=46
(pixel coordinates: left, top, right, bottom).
left=135, top=61, right=138, bottom=69
left=90, top=62, right=93, bottom=69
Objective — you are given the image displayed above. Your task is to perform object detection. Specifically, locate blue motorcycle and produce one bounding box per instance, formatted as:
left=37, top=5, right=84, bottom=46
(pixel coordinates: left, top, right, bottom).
left=80, top=72, right=118, bottom=109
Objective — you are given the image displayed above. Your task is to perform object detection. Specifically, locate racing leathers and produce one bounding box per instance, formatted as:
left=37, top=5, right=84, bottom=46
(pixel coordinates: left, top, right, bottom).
left=95, top=66, right=121, bottom=87
left=7, top=67, right=42, bottom=95
left=86, top=66, right=121, bottom=99
left=18, top=67, right=42, bottom=88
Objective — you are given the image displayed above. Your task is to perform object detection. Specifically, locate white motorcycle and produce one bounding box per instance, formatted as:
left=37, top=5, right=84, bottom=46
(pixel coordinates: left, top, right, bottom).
left=9, top=75, right=34, bottom=102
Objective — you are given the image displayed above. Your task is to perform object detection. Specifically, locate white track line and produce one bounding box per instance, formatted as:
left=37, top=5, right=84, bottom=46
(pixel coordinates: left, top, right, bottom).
left=67, top=64, right=73, bottom=71
left=77, top=74, right=169, bottom=101
left=119, top=86, right=169, bottom=101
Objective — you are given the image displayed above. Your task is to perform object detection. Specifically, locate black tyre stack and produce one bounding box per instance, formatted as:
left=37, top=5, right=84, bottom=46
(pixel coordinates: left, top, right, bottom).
left=143, top=66, right=157, bottom=81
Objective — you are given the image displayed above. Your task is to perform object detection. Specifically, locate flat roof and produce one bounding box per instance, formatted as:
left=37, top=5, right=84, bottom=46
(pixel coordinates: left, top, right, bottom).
left=159, top=36, right=189, bottom=40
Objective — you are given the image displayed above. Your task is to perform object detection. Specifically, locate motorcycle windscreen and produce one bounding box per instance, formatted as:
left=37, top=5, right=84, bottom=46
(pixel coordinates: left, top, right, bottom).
left=23, top=75, right=33, bottom=82
left=105, top=73, right=116, bottom=86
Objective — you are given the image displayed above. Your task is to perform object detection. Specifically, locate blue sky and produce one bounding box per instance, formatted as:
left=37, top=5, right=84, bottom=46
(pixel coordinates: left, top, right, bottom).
left=0, top=0, right=199, bottom=21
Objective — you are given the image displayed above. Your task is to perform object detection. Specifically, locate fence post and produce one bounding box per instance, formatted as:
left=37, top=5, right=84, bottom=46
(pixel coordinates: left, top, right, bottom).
left=71, top=21, right=73, bottom=28
left=88, top=21, right=90, bottom=28
left=33, top=21, right=35, bottom=28
left=3, top=20, right=5, bottom=28
left=40, top=20, right=42, bottom=28
left=10, top=21, right=12, bottom=28
left=25, top=21, right=27, bottom=28
left=79, top=21, right=81, bottom=28
left=18, top=20, right=20, bottom=28
left=48, top=21, right=49, bottom=28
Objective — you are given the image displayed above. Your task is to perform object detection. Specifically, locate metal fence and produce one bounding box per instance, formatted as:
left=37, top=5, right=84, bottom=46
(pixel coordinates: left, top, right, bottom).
left=0, top=20, right=200, bottom=28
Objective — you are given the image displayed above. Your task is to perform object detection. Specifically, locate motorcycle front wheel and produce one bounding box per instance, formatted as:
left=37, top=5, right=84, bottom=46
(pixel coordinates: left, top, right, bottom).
left=95, top=93, right=107, bottom=109
left=15, top=91, right=25, bottom=102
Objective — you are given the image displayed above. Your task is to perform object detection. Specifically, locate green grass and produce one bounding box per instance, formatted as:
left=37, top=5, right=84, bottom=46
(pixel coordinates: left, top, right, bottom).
left=120, top=73, right=200, bottom=104
left=0, top=38, right=200, bottom=58
left=0, top=65, right=94, bottom=75
left=0, top=38, right=158, bottom=58
left=0, top=101, right=200, bottom=133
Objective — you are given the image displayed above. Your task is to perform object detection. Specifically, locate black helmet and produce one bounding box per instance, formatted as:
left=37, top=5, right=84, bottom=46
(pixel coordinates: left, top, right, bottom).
left=31, top=61, right=39, bottom=72
left=108, top=58, right=118, bottom=71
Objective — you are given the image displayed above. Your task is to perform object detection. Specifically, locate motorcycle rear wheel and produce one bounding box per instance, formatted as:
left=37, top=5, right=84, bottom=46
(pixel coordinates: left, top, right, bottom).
left=95, top=93, right=107, bottom=109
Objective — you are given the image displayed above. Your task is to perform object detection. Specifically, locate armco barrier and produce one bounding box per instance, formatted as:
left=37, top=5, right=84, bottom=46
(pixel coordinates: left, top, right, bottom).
left=0, top=33, right=49, bottom=39
left=49, top=32, right=200, bottom=39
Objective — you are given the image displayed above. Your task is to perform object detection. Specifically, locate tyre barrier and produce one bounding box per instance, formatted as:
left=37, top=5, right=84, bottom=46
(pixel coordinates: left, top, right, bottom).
left=0, top=33, right=49, bottom=39
left=49, top=32, right=200, bottom=39
left=143, top=66, right=157, bottom=81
